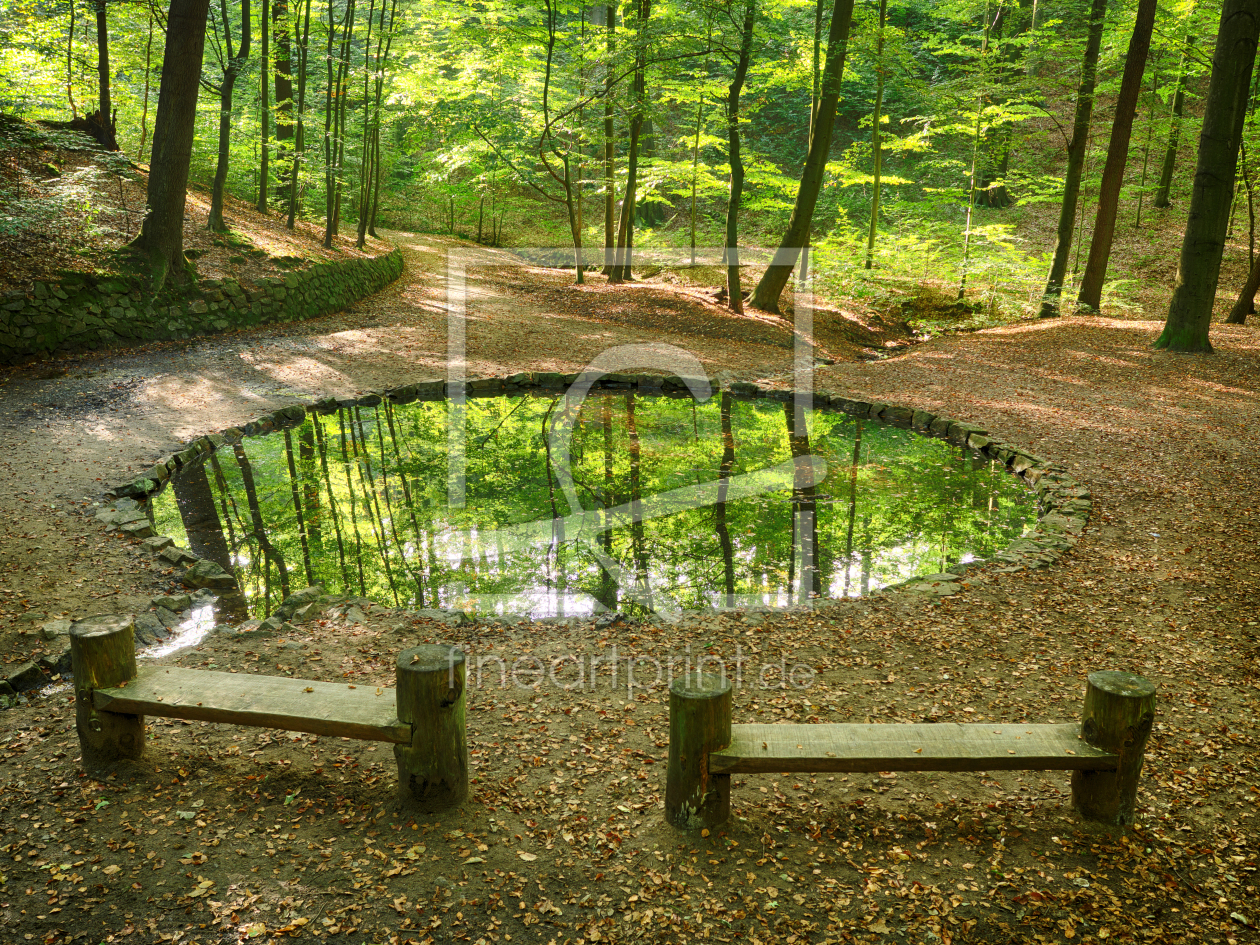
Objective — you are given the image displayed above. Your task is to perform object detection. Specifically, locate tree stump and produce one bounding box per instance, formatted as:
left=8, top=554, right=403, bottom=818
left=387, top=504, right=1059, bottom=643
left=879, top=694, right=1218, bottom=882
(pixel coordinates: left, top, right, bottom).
left=666, top=672, right=732, bottom=829
left=1072, top=670, right=1157, bottom=826
left=71, top=615, right=144, bottom=772
left=394, top=645, right=468, bottom=809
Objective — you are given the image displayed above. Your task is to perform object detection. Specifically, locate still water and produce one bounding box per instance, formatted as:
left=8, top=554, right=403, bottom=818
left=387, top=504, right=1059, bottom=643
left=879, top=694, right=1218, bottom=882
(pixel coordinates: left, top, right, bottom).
left=152, top=391, right=1036, bottom=619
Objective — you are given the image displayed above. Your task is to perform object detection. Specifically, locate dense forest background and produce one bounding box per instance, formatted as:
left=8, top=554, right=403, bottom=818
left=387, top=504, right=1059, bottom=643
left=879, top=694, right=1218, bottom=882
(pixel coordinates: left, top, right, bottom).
left=0, top=0, right=1255, bottom=346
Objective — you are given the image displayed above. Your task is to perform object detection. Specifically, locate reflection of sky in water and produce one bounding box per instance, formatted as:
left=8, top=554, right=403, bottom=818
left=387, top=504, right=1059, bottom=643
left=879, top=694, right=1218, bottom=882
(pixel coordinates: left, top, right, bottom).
left=143, top=602, right=218, bottom=658
left=149, top=393, right=1038, bottom=620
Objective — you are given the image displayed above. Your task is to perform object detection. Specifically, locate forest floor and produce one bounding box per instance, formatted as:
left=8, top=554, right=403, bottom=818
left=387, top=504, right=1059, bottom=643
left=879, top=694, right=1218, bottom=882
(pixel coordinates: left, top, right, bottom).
left=0, top=224, right=1257, bottom=945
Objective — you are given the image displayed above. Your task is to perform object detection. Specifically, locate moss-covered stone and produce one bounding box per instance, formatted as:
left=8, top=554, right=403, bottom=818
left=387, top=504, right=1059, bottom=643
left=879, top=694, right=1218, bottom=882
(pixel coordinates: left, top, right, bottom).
left=0, top=246, right=403, bottom=363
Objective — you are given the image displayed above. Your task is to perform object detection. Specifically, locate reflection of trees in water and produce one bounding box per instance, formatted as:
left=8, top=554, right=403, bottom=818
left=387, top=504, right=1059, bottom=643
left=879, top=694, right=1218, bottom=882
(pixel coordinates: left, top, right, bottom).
left=714, top=392, right=736, bottom=609
left=150, top=393, right=1036, bottom=618
left=283, top=428, right=315, bottom=586
left=234, top=441, right=290, bottom=600
left=172, top=459, right=234, bottom=575
left=785, top=399, right=820, bottom=603
left=842, top=420, right=863, bottom=598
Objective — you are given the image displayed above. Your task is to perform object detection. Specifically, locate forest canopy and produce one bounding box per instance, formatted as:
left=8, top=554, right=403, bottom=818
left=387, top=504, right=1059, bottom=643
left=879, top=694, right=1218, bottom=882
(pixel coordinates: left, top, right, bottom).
left=0, top=0, right=1255, bottom=348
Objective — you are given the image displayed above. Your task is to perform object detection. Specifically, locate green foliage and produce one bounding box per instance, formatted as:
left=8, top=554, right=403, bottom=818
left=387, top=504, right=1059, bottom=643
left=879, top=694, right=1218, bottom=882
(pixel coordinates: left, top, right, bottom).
left=0, top=0, right=1228, bottom=314
left=152, top=393, right=1037, bottom=618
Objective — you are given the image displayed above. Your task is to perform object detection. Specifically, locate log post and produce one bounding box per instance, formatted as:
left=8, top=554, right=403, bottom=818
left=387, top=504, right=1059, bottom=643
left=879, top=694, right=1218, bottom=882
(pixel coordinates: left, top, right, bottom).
left=394, top=645, right=468, bottom=809
left=666, top=671, right=732, bottom=829
left=71, top=615, right=144, bottom=773
left=1072, top=670, right=1157, bottom=826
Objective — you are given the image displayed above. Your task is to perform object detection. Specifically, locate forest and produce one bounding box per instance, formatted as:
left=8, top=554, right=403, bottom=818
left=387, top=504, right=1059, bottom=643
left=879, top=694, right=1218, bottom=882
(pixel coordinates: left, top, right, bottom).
left=0, top=2, right=1258, bottom=945
left=0, top=0, right=1257, bottom=348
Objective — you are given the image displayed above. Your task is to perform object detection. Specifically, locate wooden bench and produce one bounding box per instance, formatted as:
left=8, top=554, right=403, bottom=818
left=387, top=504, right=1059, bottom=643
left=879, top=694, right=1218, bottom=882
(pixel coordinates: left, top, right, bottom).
left=69, top=615, right=469, bottom=809
left=665, top=670, right=1157, bottom=829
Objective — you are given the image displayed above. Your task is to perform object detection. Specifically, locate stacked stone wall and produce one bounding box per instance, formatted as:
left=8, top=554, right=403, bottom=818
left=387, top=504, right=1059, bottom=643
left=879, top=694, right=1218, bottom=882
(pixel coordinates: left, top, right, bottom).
left=0, top=247, right=403, bottom=363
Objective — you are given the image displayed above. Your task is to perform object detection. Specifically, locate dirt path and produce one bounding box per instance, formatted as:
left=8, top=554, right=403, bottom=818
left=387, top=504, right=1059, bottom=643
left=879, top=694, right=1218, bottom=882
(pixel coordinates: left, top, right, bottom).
left=0, top=234, right=1257, bottom=945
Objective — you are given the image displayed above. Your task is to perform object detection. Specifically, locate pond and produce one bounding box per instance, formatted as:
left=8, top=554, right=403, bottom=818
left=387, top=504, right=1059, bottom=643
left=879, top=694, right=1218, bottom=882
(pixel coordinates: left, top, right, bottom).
left=151, top=387, right=1037, bottom=620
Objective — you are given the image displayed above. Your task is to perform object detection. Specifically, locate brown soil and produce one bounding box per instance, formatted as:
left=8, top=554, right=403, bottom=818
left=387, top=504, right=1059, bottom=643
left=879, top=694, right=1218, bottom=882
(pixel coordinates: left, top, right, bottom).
left=0, top=117, right=388, bottom=293
left=0, top=228, right=1256, bottom=945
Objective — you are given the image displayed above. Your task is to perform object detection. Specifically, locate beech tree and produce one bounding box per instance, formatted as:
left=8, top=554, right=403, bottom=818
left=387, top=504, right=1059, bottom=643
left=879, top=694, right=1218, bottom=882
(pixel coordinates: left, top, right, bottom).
left=1156, top=0, right=1260, bottom=352
left=256, top=0, right=270, bottom=212
left=129, top=0, right=213, bottom=289
left=206, top=0, right=252, bottom=232
left=749, top=0, right=856, bottom=314
left=608, top=0, right=652, bottom=284
left=273, top=0, right=295, bottom=200
left=1153, top=35, right=1191, bottom=210
left=92, top=0, right=118, bottom=149
left=723, top=0, right=756, bottom=313
left=1075, top=0, right=1158, bottom=314
left=1037, top=0, right=1108, bottom=319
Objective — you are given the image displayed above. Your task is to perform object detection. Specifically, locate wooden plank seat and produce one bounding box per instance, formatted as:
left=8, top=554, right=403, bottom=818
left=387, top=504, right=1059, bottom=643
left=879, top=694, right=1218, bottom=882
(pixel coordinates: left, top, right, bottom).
left=68, top=614, right=471, bottom=808
left=710, top=721, right=1118, bottom=775
left=666, top=670, right=1157, bottom=831
left=93, top=666, right=412, bottom=744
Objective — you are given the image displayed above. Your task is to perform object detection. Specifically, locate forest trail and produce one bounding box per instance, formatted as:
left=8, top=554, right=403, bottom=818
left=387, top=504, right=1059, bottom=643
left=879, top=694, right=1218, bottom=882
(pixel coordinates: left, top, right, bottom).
left=0, top=234, right=1258, bottom=944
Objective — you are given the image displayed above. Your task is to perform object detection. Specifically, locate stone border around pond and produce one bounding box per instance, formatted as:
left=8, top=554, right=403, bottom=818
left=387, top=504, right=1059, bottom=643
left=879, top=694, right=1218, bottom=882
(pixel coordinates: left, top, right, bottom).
left=77, top=372, right=1091, bottom=662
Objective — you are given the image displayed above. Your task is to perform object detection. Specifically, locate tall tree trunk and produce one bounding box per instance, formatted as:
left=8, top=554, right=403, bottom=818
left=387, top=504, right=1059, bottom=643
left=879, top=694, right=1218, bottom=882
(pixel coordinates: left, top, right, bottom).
left=285, top=0, right=313, bottom=229
left=1075, top=0, right=1158, bottom=313
left=749, top=0, right=856, bottom=314
left=1036, top=0, right=1108, bottom=318
left=136, top=6, right=155, bottom=159
left=1134, top=64, right=1159, bottom=228
left=602, top=4, right=616, bottom=275
left=1156, top=0, right=1260, bottom=351
left=355, top=0, right=378, bottom=249
left=609, top=117, right=641, bottom=283
left=637, top=118, right=661, bottom=226
left=94, top=0, right=118, bottom=149
left=362, top=0, right=398, bottom=244
left=609, top=0, right=650, bottom=284
left=1153, top=36, right=1191, bottom=209
left=256, top=0, right=270, bottom=211
left=209, top=0, right=252, bottom=232
left=321, top=0, right=345, bottom=247
left=369, top=120, right=385, bottom=236
left=129, top=0, right=212, bottom=290
left=689, top=100, right=703, bottom=267
left=1226, top=251, right=1260, bottom=323
left=724, top=0, right=756, bottom=314
left=864, top=0, right=887, bottom=270
left=331, top=5, right=354, bottom=234
left=67, top=0, right=78, bottom=119
left=273, top=0, right=294, bottom=200
left=801, top=0, right=824, bottom=282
